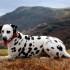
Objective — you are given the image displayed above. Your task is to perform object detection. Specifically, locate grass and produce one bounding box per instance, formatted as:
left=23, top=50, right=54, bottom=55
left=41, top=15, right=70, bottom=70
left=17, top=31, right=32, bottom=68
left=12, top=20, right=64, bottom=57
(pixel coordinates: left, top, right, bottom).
left=0, top=49, right=70, bottom=70
left=67, top=49, right=70, bottom=53
left=0, top=49, right=8, bottom=56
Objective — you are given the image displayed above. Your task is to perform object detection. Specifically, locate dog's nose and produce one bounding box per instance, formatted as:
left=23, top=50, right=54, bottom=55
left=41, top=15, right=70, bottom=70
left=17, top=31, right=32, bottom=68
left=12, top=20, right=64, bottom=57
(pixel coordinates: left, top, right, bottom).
left=3, top=37, right=7, bottom=41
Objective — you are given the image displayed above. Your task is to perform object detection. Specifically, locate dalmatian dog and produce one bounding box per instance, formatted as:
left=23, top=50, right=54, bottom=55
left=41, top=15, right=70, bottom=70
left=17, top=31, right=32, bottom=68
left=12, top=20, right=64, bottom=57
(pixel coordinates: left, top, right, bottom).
left=0, top=24, right=70, bottom=59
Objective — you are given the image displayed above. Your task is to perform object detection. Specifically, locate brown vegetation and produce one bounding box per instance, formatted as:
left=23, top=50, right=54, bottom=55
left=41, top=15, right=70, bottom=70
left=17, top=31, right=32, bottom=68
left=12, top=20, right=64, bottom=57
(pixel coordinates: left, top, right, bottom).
left=0, top=57, right=70, bottom=70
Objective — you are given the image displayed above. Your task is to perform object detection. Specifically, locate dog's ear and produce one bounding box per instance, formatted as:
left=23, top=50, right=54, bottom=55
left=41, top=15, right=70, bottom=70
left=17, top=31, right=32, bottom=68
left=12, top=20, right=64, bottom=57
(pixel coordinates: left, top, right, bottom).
left=11, top=24, right=17, bottom=33
left=11, top=24, right=17, bottom=29
left=0, top=25, right=3, bottom=33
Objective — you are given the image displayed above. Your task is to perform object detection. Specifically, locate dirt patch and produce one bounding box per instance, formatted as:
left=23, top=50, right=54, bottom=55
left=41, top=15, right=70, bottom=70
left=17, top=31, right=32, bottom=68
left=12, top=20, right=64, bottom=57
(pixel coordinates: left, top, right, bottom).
left=0, top=57, right=70, bottom=70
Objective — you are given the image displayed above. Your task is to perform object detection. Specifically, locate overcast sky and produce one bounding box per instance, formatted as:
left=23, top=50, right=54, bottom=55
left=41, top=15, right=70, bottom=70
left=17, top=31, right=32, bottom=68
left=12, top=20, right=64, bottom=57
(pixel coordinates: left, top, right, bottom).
left=0, top=0, right=70, bottom=16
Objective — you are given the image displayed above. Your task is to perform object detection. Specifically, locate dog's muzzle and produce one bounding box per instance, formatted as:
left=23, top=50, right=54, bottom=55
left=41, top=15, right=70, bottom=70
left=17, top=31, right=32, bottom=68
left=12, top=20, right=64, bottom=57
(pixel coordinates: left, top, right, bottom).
left=3, top=37, right=7, bottom=41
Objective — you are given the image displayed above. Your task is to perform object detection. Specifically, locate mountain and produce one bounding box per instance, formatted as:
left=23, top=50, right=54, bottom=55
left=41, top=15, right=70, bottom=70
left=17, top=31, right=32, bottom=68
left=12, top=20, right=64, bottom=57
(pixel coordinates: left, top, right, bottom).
left=0, top=6, right=70, bottom=31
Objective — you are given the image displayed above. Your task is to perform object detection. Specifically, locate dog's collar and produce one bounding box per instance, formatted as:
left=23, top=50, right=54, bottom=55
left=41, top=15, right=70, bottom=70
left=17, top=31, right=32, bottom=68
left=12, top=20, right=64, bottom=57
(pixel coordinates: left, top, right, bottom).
left=4, top=32, right=18, bottom=47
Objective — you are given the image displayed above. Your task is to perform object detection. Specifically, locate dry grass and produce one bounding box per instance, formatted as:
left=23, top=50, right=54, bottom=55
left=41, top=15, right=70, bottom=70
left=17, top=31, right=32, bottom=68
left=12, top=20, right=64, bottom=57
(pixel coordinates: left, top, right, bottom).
left=0, top=49, right=70, bottom=70
left=0, top=49, right=8, bottom=56
left=67, top=49, right=70, bottom=53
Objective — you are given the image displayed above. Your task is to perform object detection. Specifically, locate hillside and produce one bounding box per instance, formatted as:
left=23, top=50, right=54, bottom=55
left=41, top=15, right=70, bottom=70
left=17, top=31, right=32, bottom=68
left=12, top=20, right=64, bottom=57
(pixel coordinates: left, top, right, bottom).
left=0, top=6, right=70, bottom=31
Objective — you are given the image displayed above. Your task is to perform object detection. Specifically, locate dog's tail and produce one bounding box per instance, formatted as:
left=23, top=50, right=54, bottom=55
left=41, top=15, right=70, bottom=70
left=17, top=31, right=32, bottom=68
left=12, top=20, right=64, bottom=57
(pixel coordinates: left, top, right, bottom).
left=61, top=43, right=70, bottom=58
left=63, top=50, right=70, bottom=58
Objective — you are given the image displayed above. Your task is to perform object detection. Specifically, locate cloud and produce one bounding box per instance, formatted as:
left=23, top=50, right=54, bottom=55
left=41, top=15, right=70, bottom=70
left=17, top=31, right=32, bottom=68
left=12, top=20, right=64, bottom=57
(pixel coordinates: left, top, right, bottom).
left=19, top=0, right=70, bottom=8
left=0, top=9, right=10, bottom=16
left=0, top=12, right=5, bottom=16
left=32, top=0, right=70, bottom=8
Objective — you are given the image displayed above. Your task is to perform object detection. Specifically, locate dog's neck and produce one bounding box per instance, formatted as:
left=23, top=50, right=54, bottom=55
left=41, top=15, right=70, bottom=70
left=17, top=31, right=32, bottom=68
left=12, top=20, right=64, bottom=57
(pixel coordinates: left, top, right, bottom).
left=4, top=32, right=18, bottom=47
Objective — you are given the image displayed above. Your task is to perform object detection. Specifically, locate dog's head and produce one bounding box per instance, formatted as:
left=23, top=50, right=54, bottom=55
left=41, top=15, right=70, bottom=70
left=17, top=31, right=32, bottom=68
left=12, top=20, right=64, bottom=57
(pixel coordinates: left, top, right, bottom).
left=0, top=24, right=17, bottom=41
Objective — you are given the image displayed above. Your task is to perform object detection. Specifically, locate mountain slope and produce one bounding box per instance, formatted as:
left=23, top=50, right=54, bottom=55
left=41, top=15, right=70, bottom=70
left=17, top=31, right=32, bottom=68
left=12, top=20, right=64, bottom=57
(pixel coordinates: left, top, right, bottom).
left=0, top=6, right=70, bottom=31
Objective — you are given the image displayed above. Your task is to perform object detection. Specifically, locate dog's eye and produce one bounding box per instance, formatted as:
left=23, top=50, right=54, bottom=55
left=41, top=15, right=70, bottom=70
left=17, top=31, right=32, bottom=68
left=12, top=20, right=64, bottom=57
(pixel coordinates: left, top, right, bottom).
left=1, top=30, right=4, bottom=33
left=7, top=31, right=11, bottom=33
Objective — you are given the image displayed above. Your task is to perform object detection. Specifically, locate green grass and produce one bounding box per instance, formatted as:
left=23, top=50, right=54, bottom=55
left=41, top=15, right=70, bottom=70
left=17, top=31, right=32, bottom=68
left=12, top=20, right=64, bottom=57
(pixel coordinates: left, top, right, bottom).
left=0, top=49, right=8, bottom=56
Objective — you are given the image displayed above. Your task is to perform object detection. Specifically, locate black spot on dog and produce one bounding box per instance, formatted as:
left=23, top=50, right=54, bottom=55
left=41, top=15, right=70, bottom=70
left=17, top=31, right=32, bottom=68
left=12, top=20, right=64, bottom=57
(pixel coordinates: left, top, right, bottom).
left=20, top=47, right=28, bottom=57
left=18, top=48, right=21, bottom=52
left=14, top=41, right=18, bottom=45
left=22, top=47, right=25, bottom=51
left=31, top=52, right=34, bottom=55
left=57, top=45, right=63, bottom=51
left=46, top=49, right=49, bottom=51
left=34, top=47, right=38, bottom=50
left=37, top=36, right=41, bottom=40
left=56, top=52, right=59, bottom=57
left=51, top=47, right=54, bottom=49
left=40, top=45, right=43, bottom=48
left=24, top=53, right=28, bottom=57
left=27, top=37, right=30, bottom=40
left=28, top=48, right=32, bottom=53
left=54, top=40, right=58, bottom=43
left=29, top=55, right=32, bottom=57
left=18, top=43, right=21, bottom=45
left=11, top=24, right=17, bottom=33
left=18, top=33, right=22, bottom=39
left=25, top=36, right=30, bottom=40
left=36, top=50, right=39, bottom=54
left=31, top=36, right=34, bottom=40
left=24, top=43, right=26, bottom=47
left=25, top=36, right=28, bottom=39
left=29, top=43, right=32, bottom=46
left=0, top=25, right=3, bottom=33
left=11, top=47, right=16, bottom=52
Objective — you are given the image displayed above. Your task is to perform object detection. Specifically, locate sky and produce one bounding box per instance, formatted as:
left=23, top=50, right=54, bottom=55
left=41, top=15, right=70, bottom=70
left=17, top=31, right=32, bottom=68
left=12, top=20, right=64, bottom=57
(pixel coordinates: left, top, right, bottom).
left=0, top=0, right=70, bottom=16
